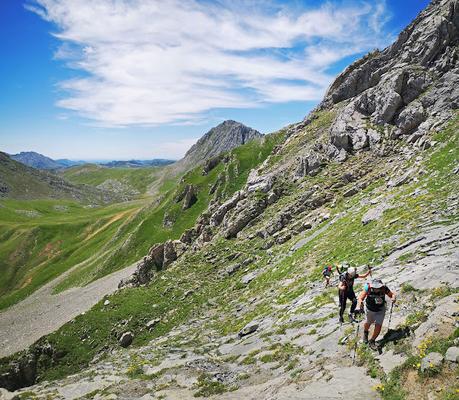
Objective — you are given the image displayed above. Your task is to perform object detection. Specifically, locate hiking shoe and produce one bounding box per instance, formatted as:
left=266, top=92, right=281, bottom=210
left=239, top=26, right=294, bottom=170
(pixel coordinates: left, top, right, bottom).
left=368, top=339, right=378, bottom=351
left=339, top=316, right=344, bottom=324
left=363, top=331, right=369, bottom=344
left=348, top=313, right=357, bottom=323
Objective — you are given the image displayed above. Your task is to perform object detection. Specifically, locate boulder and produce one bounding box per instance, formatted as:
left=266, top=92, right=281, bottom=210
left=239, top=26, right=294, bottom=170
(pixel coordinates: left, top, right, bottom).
left=295, top=152, right=324, bottom=177
left=361, top=202, right=393, bottom=225
left=225, top=263, right=242, bottom=276
left=119, top=332, right=134, bottom=348
left=146, top=319, right=160, bottom=331
left=343, top=187, right=358, bottom=197
left=420, top=352, right=443, bottom=373
left=445, top=346, right=459, bottom=363
left=396, top=102, right=425, bottom=134
left=238, top=322, right=259, bottom=338
left=133, top=256, right=155, bottom=285
left=0, top=388, right=16, bottom=400
left=241, top=271, right=258, bottom=285
left=387, top=168, right=416, bottom=187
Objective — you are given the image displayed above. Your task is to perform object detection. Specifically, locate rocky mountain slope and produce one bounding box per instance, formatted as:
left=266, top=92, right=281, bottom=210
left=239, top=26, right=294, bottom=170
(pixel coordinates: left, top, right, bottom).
left=172, top=120, right=262, bottom=173
left=0, top=1, right=458, bottom=399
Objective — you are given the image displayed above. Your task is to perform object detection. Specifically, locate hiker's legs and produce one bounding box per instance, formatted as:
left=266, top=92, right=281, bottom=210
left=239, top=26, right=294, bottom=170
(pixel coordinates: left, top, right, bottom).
left=366, top=309, right=385, bottom=343
left=349, top=289, right=357, bottom=314
left=363, top=308, right=374, bottom=342
left=339, top=289, right=347, bottom=320
left=371, top=323, right=383, bottom=340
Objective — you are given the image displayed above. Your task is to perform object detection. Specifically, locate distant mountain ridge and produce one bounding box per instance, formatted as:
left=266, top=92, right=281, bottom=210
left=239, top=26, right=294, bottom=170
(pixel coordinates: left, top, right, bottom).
left=101, top=159, right=175, bottom=168
left=9, top=151, right=174, bottom=170
left=10, top=152, right=65, bottom=169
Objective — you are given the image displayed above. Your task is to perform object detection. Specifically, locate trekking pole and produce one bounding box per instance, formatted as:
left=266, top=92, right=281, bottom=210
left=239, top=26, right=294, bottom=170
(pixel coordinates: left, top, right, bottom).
left=387, top=302, right=394, bottom=331
left=352, top=316, right=361, bottom=365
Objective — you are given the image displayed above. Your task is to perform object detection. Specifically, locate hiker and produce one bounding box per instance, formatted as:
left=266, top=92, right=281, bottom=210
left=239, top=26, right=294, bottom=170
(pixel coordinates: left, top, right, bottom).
left=338, top=265, right=371, bottom=323
left=356, top=278, right=396, bottom=350
left=322, top=265, right=333, bottom=287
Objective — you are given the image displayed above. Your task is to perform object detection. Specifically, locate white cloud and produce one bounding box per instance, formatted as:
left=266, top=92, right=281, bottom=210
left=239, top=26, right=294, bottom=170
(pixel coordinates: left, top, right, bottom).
left=29, top=0, right=390, bottom=126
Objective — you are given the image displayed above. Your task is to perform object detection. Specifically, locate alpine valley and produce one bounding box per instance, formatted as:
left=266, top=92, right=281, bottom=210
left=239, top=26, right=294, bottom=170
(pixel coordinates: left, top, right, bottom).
left=0, top=1, right=458, bottom=399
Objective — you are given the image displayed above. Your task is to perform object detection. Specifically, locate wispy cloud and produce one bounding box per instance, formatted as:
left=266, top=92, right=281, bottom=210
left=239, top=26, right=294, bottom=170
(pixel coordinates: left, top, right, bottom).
left=29, top=0, right=390, bottom=126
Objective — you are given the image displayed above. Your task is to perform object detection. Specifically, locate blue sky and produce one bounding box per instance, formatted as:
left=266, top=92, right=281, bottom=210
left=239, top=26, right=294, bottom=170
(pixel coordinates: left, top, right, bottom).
left=0, top=0, right=430, bottom=161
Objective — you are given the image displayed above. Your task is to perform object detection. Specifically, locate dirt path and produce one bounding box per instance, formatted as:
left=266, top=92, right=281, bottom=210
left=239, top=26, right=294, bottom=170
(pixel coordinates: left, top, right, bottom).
left=0, top=261, right=137, bottom=358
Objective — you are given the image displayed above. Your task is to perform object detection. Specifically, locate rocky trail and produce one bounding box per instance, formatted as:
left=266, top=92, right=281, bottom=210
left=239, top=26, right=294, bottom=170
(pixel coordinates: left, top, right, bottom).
left=4, top=219, right=456, bottom=400
left=0, top=260, right=138, bottom=358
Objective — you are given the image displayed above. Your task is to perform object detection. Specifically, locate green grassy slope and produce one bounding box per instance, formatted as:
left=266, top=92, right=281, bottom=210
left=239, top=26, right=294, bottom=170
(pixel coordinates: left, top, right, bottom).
left=61, top=164, right=162, bottom=197
left=0, top=199, right=145, bottom=310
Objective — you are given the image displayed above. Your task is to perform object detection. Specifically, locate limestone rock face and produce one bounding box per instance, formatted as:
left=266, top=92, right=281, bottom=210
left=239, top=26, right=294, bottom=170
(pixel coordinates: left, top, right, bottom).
left=322, top=0, right=459, bottom=155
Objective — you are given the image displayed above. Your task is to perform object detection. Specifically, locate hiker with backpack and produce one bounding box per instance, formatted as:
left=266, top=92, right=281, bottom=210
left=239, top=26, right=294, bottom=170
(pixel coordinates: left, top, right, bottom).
left=322, top=265, right=333, bottom=287
left=338, top=265, right=371, bottom=323
left=355, top=278, right=396, bottom=350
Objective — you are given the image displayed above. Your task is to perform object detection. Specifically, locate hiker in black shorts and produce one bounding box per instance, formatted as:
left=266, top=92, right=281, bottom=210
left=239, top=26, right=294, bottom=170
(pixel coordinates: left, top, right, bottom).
left=338, top=266, right=371, bottom=323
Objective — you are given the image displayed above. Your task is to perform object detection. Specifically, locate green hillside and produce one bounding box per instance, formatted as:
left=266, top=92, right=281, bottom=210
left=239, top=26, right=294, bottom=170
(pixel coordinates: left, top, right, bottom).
left=0, top=198, right=145, bottom=310
left=0, top=134, right=282, bottom=310
left=61, top=164, right=162, bottom=197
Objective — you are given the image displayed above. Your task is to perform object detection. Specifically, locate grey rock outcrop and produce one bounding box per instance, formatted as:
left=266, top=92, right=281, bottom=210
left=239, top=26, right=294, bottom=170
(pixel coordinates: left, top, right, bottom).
left=119, top=239, right=189, bottom=288
left=322, top=0, right=459, bottom=156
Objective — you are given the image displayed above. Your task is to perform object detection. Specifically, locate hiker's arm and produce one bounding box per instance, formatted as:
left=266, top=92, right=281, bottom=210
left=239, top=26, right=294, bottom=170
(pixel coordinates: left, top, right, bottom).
left=357, top=291, right=367, bottom=309
left=359, top=270, right=371, bottom=278
left=387, top=289, right=396, bottom=303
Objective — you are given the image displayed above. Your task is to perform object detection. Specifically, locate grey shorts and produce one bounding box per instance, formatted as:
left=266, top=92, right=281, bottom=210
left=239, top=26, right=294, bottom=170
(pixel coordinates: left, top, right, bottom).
left=365, top=308, right=385, bottom=326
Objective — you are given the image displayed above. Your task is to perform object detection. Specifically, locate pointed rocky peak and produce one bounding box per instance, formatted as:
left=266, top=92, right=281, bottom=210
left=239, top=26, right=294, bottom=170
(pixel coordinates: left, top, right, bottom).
left=178, top=120, right=262, bottom=170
